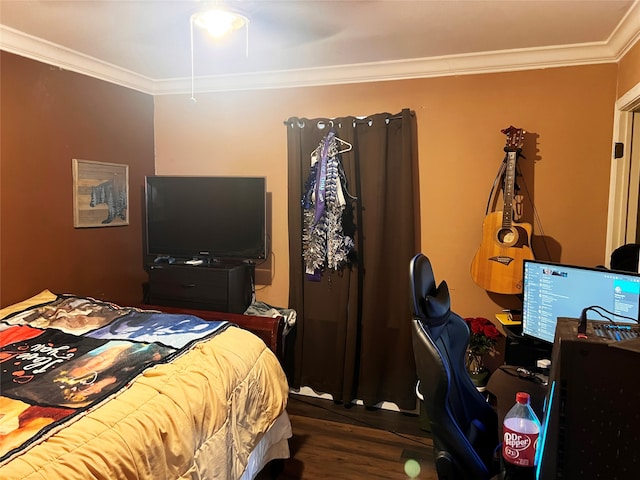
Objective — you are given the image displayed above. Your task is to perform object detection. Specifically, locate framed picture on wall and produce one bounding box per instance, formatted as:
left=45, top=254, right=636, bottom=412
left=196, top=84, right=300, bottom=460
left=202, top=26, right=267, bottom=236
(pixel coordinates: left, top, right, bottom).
left=72, top=159, right=129, bottom=228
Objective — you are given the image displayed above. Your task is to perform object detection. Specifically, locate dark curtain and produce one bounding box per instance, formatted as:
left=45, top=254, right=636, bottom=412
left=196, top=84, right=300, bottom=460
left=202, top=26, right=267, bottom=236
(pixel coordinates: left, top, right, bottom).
left=285, top=109, right=420, bottom=410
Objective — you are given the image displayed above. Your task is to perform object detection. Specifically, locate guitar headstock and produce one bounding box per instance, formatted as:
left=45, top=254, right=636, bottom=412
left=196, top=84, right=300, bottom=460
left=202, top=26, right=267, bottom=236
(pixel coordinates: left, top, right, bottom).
left=501, top=125, right=525, bottom=152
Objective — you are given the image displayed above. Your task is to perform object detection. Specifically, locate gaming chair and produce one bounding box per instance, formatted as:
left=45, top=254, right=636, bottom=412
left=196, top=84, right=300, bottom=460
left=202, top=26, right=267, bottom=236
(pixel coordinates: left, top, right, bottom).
left=410, top=253, right=499, bottom=480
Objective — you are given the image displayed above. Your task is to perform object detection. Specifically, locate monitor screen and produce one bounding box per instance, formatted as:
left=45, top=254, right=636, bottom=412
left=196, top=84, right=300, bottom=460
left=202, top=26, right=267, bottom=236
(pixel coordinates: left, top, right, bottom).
left=522, top=260, right=640, bottom=343
left=145, top=176, right=266, bottom=260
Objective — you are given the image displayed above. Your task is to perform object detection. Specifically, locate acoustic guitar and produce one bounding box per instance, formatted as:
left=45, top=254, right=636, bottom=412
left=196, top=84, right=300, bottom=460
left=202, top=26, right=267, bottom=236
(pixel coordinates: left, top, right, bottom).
left=470, top=126, right=534, bottom=294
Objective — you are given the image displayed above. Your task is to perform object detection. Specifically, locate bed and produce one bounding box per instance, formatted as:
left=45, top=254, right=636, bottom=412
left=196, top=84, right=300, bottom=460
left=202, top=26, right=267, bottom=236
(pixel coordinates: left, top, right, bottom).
left=0, top=290, right=291, bottom=480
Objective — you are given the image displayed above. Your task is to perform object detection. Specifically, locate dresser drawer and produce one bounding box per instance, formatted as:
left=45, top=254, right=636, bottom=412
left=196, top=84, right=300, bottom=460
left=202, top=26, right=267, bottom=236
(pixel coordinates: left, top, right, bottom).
left=148, top=265, right=227, bottom=302
left=145, top=263, right=252, bottom=313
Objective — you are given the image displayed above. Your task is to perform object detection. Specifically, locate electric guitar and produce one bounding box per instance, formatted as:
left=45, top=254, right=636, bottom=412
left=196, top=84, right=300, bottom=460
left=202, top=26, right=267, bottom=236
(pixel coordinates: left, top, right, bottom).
left=470, top=126, right=534, bottom=294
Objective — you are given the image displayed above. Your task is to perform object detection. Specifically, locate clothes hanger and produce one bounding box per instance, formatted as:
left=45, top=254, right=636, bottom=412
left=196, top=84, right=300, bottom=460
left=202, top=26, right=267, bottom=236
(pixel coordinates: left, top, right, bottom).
left=310, top=124, right=352, bottom=157
left=335, top=136, right=352, bottom=153
left=327, top=125, right=353, bottom=154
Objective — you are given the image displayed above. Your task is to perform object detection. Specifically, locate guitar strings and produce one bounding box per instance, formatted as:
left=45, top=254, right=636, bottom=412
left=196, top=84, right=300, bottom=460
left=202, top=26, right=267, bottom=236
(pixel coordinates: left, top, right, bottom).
left=483, top=141, right=552, bottom=261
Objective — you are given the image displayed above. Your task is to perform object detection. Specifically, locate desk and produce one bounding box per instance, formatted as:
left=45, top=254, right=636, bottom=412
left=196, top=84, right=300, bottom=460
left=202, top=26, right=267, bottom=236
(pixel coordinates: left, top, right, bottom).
left=491, top=312, right=521, bottom=337
left=486, top=366, right=547, bottom=434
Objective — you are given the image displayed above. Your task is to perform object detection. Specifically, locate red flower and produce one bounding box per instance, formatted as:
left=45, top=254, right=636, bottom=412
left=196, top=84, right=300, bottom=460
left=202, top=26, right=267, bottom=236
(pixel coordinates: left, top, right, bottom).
left=464, top=317, right=501, bottom=356
left=469, top=318, right=486, bottom=334
left=483, top=323, right=500, bottom=340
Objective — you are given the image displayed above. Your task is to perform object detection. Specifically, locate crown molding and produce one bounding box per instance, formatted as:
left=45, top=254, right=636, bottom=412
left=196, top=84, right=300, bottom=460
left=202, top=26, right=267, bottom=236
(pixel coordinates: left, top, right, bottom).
left=2, top=1, right=639, bottom=95
left=156, top=42, right=619, bottom=95
left=609, top=0, right=640, bottom=59
left=0, top=26, right=155, bottom=93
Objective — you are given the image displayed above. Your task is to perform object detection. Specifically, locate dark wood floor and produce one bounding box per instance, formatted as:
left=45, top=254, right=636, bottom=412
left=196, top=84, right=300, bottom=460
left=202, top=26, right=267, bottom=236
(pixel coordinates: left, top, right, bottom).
left=259, top=394, right=438, bottom=479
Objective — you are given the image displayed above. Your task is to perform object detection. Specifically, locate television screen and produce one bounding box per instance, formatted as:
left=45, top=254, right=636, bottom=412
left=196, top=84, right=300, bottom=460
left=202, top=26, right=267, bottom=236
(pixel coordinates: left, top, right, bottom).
left=522, top=260, right=640, bottom=343
left=145, top=176, right=266, bottom=260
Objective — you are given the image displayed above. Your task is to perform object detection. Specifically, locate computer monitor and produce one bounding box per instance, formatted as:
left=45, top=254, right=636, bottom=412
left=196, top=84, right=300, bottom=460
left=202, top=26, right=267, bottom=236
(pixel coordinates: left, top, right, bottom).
left=522, top=260, right=640, bottom=344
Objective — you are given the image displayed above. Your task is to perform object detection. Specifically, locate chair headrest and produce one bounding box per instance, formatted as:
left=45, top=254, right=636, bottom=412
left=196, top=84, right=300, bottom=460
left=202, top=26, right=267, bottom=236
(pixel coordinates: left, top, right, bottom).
left=420, top=280, right=451, bottom=325
left=611, top=243, right=640, bottom=272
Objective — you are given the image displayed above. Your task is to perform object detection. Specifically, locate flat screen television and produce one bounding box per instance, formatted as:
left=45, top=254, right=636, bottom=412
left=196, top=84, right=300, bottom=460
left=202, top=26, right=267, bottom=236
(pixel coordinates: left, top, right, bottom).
left=522, top=259, right=640, bottom=343
left=145, top=176, right=266, bottom=261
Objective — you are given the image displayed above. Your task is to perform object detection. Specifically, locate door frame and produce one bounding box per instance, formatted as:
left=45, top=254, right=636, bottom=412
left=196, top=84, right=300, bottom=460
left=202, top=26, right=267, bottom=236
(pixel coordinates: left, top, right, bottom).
left=606, top=81, right=640, bottom=266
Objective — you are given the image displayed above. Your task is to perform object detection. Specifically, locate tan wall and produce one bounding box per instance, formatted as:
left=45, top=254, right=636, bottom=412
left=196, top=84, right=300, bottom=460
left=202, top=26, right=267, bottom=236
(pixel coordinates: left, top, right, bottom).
left=0, top=52, right=156, bottom=307
left=0, top=50, right=623, bottom=318
left=617, top=40, right=640, bottom=97
left=154, top=63, right=618, bottom=319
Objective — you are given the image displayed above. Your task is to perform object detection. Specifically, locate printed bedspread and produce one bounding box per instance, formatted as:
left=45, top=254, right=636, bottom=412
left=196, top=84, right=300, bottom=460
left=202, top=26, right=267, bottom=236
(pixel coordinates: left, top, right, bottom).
left=0, top=290, right=289, bottom=479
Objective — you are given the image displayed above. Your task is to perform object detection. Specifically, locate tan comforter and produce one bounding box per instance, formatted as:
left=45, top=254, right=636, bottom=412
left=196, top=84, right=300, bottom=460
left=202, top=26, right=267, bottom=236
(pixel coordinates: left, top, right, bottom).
left=0, top=292, right=289, bottom=480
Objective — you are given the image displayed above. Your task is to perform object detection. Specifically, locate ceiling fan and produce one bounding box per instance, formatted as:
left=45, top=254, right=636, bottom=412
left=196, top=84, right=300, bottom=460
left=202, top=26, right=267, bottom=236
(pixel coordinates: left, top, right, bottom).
left=190, top=0, right=342, bottom=49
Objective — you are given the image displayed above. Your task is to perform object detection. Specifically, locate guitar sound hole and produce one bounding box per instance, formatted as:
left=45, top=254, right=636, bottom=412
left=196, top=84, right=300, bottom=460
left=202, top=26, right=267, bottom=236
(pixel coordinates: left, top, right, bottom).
left=498, top=228, right=516, bottom=245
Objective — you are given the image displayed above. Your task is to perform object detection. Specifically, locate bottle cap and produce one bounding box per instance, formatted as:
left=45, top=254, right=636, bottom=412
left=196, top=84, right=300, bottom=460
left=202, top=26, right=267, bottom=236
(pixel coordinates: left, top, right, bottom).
left=516, top=392, right=530, bottom=404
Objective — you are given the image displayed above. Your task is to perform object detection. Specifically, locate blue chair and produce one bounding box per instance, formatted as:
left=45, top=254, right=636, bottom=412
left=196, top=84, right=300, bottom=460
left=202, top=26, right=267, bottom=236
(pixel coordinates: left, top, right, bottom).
left=410, top=253, right=499, bottom=479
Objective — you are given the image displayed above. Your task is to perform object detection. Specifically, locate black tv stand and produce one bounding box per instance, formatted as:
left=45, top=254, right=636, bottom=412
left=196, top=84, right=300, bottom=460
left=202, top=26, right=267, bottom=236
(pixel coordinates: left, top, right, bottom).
left=144, top=261, right=253, bottom=313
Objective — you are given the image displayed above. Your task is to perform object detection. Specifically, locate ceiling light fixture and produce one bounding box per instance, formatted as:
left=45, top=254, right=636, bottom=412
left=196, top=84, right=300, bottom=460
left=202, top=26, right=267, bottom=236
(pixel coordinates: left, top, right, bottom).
left=192, top=8, right=249, bottom=39
left=189, top=5, right=250, bottom=101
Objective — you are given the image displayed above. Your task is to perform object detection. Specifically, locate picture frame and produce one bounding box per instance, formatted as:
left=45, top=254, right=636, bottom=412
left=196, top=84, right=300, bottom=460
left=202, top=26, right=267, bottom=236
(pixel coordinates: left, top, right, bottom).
left=72, top=159, right=129, bottom=228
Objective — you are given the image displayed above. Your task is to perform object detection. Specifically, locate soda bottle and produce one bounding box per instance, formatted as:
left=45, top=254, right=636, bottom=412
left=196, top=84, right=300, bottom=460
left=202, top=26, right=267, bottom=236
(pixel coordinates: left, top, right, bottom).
left=502, top=391, right=541, bottom=479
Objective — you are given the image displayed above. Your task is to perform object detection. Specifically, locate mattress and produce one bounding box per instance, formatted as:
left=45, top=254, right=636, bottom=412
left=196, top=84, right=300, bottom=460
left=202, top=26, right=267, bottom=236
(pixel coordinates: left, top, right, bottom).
left=0, top=291, right=290, bottom=480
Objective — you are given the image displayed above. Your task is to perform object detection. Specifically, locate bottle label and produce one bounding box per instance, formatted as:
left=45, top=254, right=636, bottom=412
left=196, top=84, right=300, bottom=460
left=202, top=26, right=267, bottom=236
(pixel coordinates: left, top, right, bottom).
left=502, top=426, right=538, bottom=467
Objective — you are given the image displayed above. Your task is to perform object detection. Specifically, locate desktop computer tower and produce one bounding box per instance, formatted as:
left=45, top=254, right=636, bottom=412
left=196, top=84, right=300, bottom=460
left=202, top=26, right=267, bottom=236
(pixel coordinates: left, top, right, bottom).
left=537, top=318, right=640, bottom=479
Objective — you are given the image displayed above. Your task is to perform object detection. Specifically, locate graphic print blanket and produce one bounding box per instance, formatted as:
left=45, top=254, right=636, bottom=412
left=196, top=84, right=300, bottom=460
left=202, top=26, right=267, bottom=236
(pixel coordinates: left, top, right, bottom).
left=0, top=295, right=229, bottom=465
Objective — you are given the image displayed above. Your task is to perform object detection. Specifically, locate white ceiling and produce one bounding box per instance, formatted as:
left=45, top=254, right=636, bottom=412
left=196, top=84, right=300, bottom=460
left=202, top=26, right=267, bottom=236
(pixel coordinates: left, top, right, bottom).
left=1, top=0, right=639, bottom=94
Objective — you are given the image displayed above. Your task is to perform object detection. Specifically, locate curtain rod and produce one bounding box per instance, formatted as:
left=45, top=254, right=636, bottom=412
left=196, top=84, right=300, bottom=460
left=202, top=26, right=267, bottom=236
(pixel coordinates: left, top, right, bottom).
left=283, top=112, right=407, bottom=127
